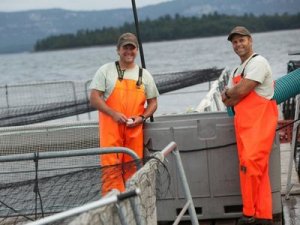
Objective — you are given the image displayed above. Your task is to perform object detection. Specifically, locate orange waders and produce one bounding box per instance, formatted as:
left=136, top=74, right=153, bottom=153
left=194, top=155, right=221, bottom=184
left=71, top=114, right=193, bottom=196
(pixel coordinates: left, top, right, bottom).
left=99, top=78, right=146, bottom=195
left=233, top=75, right=278, bottom=219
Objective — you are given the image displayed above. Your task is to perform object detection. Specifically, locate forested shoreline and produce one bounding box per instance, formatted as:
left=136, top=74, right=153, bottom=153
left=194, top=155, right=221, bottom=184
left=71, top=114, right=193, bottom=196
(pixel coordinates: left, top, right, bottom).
left=34, top=12, right=300, bottom=51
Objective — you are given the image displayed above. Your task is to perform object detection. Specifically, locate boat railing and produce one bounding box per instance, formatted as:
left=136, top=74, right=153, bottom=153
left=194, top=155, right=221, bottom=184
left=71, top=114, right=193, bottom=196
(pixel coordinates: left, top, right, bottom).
left=0, top=68, right=222, bottom=127
left=126, top=142, right=199, bottom=225
left=195, top=68, right=230, bottom=112
left=25, top=189, right=141, bottom=225
left=285, top=94, right=300, bottom=199
left=0, top=141, right=198, bottom=225
left=0, top=147, right=141, bottom=224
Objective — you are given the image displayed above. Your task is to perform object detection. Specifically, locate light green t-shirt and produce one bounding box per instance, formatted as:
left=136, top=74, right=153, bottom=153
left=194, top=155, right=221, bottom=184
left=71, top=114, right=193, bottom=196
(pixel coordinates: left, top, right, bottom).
left=230, top=54, right=274, bottom=99
left=90, top=62, right=159, bottom=100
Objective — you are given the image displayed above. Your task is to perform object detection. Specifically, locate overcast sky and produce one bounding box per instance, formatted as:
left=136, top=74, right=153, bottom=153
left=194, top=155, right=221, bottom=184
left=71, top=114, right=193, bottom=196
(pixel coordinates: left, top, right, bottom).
left=0, top=0, right=172, bottom=12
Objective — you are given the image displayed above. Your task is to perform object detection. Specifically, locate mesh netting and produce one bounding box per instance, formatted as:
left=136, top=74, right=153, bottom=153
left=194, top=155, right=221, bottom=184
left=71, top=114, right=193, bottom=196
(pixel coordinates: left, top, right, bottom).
left=153, top=68, right=222, bottom=94
left=125, top=153, right=168, bottom=225
left=64, top=153, right=169, bottom=225
left=0, top=122, right=171, bottom=225
left=0, top=68, right=222, bottom=127
left=0, top=153, right=147, bottom=224
left=66, top=189, right=129, bottom=225
left=0, top=121, right=99, bottom=156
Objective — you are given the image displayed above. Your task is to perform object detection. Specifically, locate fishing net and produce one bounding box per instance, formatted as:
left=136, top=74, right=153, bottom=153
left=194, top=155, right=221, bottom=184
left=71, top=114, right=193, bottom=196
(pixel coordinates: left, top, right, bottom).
left=64, top=153, right=169, bottom=225
left=0, top=165, right=101, bottom=224
left=0, top=157, right=146, bottom=225
left=0, top=122, right=171, bottom=225
left=0, top=121, right=100, bottom=156
left=0, top=68, right=222, bottom=127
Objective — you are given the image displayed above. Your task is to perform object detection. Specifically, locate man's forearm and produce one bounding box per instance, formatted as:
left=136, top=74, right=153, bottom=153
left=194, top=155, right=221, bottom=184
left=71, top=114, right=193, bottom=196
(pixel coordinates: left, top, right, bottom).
left=143, top=98, right=157, bottom=119
left=90, top=90, right=115, bottom=117
left=223, top=86, right=245, bottom=106
left=222, top=78, right=258, bottom=106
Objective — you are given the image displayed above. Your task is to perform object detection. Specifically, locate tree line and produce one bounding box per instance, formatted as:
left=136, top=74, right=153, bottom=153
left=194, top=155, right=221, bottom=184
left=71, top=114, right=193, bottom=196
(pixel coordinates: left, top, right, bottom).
left=34, top=12, right=300, bottom=51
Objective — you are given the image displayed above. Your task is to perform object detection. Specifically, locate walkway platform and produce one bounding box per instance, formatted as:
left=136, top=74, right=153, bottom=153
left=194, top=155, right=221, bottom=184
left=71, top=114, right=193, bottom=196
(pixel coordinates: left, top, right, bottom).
left=280, top=143, right=300, bottom=225
left=173, top=143, right=300, bottom=225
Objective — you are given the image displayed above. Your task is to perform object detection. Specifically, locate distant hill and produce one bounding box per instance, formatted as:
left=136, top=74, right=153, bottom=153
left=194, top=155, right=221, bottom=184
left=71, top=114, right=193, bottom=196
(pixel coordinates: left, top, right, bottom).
left=0, top=0, right=299, bottom=53
left=34, top=13, right=300, bottom=51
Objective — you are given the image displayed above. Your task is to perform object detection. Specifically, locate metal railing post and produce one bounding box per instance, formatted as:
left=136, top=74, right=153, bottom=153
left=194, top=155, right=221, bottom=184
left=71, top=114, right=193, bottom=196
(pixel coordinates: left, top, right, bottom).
left=172, top=146, right=199, bottom=225
left=129, top=197, right=145, bottom=225
left=26, top=189, right=140, bottom=225
left=285, top=94, right=300, bottom=199
left=160, top=142, right=199, bottom=225
left=0, top=147, right=142, bottom=170
left=115, top=202, right=129, bottom=225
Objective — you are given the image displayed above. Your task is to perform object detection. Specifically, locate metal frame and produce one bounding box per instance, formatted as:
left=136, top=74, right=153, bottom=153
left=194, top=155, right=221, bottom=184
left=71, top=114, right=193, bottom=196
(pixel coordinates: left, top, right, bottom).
left=1, top=141, right=198, bottom=224
left=0, top=147, right=142, bottom=225
left=0, top=147, right=141, bottom=168
left=26, top=189, right=141, bottom=225
left=285, top=94, right=300, bottom=199
left=161, top=142, right=199, bottom=225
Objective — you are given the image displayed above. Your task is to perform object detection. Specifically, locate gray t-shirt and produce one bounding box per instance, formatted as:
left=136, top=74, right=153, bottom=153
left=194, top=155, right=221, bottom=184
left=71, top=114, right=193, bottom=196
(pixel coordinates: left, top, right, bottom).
left=90, top=62, right=159, bottom=100
left=231, top=54, right=274, bottom=99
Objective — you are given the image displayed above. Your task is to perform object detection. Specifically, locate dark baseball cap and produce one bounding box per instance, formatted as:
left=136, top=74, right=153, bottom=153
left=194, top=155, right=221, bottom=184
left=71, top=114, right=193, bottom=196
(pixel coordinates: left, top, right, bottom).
left=117, top=32, right=139, bottom=49
left=227, top=26, right=251, bottom=41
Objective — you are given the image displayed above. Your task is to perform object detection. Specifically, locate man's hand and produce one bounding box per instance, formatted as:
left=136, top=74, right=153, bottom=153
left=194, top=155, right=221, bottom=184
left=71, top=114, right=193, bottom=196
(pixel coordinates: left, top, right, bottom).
left=126, top=115, right=144, bottom=127
left=221, top=87, right=231, bottom=106
left=221, top=87, right=229, bottom=102
left=221, top=79, right=259, bottom=107
left=111, top=111, right=127, bottom=124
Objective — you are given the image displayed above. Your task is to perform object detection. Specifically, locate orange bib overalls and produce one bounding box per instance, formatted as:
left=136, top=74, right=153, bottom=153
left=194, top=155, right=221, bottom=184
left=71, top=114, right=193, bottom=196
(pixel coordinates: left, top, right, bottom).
left=233, top=75, right=278, bottom=219
left=99, top=75, right=146, bottom=195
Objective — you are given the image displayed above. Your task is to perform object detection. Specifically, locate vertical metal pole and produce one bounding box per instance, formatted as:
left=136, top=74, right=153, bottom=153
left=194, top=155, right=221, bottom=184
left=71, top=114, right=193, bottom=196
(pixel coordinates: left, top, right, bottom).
left=116, top=202, right=129, bottom=225
left=131, top=0, right=146, bottom=69
left=70, top=81, right=79, bottom=121
left=84, top=80, right=91, bottom=120
left=129, top=197, right=145, bottom=225
left=173, top=147, right=199, bottom=225
left=131, top=0, right=154, bottom=122
left=5, top=84, right=9, bottom=108
left=285, top=95, right=300, bottom=199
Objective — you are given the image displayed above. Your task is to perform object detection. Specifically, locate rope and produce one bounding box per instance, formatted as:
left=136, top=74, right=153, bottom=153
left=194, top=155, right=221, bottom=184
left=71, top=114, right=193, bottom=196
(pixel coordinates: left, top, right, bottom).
left=276, top=118, right=300, bottom=131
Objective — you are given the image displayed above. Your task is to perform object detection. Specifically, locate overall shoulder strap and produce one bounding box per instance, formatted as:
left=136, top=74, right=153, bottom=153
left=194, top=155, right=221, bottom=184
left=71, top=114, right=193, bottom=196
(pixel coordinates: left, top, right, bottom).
left=115, top=61, right=124, bottom=80
left=136, top=67, right=143, bottom=87
left=116, top=61, right=143, bottom=87
left=241, top=53, right=259, bottom=77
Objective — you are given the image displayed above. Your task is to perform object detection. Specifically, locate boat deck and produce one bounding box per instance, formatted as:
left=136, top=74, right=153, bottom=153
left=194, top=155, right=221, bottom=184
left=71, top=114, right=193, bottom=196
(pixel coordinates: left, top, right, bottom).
left=280, top=143, right=300, bottom=225
left=175, top=143, right=300, bottom=225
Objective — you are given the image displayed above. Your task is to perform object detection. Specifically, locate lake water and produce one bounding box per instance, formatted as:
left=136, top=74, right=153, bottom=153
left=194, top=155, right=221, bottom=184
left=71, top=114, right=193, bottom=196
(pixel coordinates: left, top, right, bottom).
left=0, top=29, right=299, bottom=118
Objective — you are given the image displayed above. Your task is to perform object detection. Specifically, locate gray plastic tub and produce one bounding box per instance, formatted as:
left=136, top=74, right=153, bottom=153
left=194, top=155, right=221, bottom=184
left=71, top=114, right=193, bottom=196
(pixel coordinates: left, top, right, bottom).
left=144, top=111, right=281, bottom=222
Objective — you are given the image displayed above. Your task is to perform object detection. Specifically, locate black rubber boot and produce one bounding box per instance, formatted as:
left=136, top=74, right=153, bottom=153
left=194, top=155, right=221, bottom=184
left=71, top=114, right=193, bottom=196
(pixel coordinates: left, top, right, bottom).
left=237, top=215, right=256, bottom=225
left=255, top=219, right=273, bottom=225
